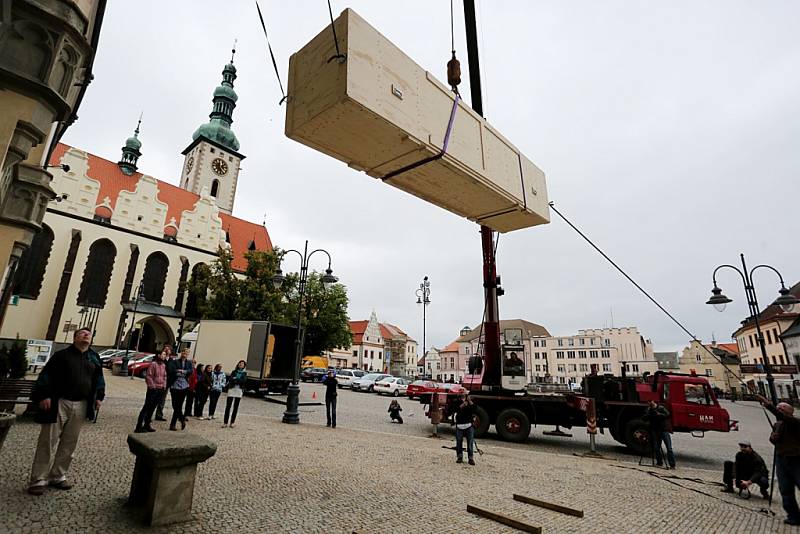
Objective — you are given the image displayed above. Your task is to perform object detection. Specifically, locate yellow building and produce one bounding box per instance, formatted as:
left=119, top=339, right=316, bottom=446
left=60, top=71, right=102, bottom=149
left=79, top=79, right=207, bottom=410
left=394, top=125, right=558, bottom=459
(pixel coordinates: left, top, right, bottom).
left=678, top=340, right=740, bottom=394
left=733, top=282, right=800, bottom=399
left=0, top=56, right=272, bottom=352
left=0, top=0, right=106, bottom=329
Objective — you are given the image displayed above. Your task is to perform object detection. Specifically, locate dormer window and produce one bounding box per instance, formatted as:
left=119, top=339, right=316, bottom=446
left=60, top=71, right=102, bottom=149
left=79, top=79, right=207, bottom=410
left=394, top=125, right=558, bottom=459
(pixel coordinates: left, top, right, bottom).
left=93, top=205, right=112, bottom=225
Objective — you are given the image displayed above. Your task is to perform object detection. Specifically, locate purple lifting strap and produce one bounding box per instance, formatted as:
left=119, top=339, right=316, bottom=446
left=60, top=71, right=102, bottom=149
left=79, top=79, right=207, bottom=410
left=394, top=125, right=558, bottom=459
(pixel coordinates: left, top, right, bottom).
left=382, top=93, right=461, bottom=181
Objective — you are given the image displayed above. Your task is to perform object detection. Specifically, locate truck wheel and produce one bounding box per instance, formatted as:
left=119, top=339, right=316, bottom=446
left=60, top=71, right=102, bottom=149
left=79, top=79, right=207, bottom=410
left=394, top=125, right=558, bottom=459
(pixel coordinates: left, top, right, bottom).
left=495, top=408, right=531, bottom=443
left=473, top=405, right=490, bottom=438
left=624, top=419, right=652, bottom=455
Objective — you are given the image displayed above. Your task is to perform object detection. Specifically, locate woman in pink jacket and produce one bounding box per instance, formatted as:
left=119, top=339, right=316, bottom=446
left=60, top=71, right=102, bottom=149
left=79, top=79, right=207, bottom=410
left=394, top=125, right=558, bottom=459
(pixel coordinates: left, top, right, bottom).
left=134, top=351, right=167, bottom=432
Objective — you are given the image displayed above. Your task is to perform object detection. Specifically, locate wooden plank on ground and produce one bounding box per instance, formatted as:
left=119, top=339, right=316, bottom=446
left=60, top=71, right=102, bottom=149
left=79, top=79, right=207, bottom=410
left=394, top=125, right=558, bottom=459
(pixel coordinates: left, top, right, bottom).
left=513, top=494, right=584, bottom=518
left=466, top=504, right=541, bottom=533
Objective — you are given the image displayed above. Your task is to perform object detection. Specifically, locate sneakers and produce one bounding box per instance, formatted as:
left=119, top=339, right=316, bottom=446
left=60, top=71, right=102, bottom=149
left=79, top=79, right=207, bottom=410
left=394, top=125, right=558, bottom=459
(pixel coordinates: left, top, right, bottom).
left=230, top=423, right=236, bottom=428
left=456, top=457, right=463, bottom=464
left=222, top=423, right=228, bottom=428
left=49, top=480, right=73, bottom=490
left=468, top=459, right=476, bottom=466
left=210, top=415, right=216, bottom=420
left=27, top=485, right=45, bottom=496
left=180, top=420, right=186, bottom=430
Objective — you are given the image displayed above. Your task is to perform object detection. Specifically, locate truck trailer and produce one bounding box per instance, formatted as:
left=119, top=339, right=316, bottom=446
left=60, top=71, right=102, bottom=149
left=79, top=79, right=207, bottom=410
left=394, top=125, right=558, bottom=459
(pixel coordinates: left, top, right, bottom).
left=180, top=320, right=301, bottom=395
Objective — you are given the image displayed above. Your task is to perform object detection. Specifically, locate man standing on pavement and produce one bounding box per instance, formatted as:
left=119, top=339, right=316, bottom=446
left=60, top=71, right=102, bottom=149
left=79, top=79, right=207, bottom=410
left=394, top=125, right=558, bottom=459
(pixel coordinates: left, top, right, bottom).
left=722, top=440, right=769, bottom=499
left=154, top=344, right=172, bottom=421
left=758, top=395, right=800, bottom=526
left=322, top=369, right=338, bottom=428
left=27, top=327, right=105, bottom=495
left=644, top=400, right=676, bottom=469
left=454, top=392, right=476, bottom=465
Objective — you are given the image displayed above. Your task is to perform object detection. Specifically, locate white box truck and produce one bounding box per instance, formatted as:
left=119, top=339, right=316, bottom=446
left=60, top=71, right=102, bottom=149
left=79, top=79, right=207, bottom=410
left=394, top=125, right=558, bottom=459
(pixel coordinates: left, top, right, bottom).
left=180, top=320, right=301, bottom=395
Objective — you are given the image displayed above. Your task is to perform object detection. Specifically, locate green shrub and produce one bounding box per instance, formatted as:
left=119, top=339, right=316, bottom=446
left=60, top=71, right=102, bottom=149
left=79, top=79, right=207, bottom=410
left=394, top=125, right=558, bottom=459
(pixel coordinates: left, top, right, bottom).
left=8, top=341, right=28, bottom=379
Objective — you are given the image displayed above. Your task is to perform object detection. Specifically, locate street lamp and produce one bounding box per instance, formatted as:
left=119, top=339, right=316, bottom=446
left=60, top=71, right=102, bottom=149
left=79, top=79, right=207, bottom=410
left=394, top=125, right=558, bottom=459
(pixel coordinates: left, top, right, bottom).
left=122, top=281, right=146, bottom=377
left=706, top=253, right=799, bottom=405
left=272, top=240, right=337, bottom=424
left=415, top=276, right=431, bottom=376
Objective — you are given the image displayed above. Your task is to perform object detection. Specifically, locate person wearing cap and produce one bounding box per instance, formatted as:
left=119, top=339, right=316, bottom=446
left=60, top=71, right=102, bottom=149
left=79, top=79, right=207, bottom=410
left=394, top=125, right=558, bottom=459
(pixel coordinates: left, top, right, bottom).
left=722, top=440, right=769, bottom=498
left=757, top=394, right=800, bottom=525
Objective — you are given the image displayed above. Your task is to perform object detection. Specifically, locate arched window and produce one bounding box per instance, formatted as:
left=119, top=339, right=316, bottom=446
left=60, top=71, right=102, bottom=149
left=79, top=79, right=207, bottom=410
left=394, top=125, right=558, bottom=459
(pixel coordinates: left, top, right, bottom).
left=13, top=224, right=54, bottom=299
left=77, top=238, right=116, bottom=307
left=185, top=262, right=209, bottom=319
left=210, top=179, right=220, bottom=197
left=141, top=252, right=169, bottom=304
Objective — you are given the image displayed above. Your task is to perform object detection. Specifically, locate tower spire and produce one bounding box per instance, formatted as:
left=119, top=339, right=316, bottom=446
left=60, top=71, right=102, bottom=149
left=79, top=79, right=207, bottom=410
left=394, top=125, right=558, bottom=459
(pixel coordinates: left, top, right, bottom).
left=118, top=114, right=143, bottom=175
left=190, top=54, right=240, bottom=152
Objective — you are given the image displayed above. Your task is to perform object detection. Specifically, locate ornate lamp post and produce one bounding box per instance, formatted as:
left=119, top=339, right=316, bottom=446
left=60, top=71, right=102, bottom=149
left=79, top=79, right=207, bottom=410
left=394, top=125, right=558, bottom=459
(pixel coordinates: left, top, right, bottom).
left=706, top=253, right=799, bottom=405
left=415, top=276, right=431, bottom=376
left=272, top=240, right=338, bottom=424
left=122, top=281, right=145, bottom=377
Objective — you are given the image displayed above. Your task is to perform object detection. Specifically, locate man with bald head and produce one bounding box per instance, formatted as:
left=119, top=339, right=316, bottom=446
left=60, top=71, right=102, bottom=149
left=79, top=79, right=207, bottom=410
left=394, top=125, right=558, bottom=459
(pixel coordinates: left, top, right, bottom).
left=758, top=395, right=800, bottom=526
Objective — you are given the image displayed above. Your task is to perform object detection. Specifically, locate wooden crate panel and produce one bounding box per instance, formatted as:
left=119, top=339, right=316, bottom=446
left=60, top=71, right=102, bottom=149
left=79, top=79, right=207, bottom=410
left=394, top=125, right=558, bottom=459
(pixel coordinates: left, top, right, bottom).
left=285, top=8, right=549, bottom=232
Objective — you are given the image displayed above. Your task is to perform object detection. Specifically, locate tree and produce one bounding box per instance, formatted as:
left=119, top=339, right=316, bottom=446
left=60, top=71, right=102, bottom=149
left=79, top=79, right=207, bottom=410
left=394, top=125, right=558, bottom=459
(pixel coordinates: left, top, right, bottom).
left=236, top=249, right=286, bottom=322
left=185, top=263, right=211, bottom=319
left=282, top=272, right=352, bottom=356
left=202, top=248, right=239, bottom=320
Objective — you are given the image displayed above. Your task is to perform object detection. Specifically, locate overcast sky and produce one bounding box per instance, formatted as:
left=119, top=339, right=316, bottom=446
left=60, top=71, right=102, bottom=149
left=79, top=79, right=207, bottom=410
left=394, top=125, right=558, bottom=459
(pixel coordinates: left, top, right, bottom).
left=62, top=1, right=800, bottom=353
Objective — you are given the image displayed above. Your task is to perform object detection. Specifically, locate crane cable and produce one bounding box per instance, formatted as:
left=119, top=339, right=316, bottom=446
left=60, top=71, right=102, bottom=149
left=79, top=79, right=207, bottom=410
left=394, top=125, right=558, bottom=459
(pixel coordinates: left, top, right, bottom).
left=548, top=201, right=753, bottom=393
left=254, top=1, right=287, bottom=105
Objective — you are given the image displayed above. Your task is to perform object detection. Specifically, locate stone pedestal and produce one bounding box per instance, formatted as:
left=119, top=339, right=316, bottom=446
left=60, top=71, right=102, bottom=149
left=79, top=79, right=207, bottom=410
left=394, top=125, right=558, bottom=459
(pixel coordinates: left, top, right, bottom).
left=127, top=432, right=217, bottom=526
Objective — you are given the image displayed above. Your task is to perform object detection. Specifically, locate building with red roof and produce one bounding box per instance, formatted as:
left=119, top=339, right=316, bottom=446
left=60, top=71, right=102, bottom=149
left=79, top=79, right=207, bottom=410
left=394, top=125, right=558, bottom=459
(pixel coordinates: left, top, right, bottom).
left=343, top=312, right=418, bottom=374
left=0, top=55, right=274, bottom=352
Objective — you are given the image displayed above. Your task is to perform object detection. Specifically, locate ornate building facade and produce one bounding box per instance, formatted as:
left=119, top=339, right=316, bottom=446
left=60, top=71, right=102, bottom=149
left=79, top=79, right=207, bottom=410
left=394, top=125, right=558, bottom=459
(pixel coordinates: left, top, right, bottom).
left=0, top=0, right=106, bottom=329
left=0, top=56, right=272, bottom=352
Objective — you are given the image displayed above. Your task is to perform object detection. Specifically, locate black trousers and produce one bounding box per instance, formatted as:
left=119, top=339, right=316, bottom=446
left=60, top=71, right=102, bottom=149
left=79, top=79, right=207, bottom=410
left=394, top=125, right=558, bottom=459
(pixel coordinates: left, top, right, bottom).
left=136, top=388, right=162, bottom=430
left=224, top=397, right=241, bottom=424
left=155, top=388, right=167, bottom=418
left=170, top=388, right=188, bottom=428
left=326, top=396, right=337, bottom=427
left=194, top=389, right=209, bottom=417
left=390, top=412, right=403, bottom=424
left=184, top=390, right=195, bottom=417
left=208, top=390, right=222, bottom=417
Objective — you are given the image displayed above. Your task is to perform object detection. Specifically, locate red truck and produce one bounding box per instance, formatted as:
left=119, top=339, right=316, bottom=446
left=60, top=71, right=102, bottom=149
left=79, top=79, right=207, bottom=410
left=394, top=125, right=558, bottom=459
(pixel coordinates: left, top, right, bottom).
left=429, top=351, right=734, bottom=454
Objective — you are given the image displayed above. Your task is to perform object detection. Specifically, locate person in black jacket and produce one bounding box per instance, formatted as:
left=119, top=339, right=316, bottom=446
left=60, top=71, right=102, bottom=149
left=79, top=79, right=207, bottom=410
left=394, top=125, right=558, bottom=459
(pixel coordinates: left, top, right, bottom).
left=722, top=440, right=770, bottom=498
left=644, top=400, right=675, bottom=469
left=454, top=392, right=477, bottom=465
left=388, top=399, right=403, bottom=424
left=27, top=328, right=105, bottom=495
left=757, top=394, right=800, bottom=526
left=322, top=369, right=338, bottom=428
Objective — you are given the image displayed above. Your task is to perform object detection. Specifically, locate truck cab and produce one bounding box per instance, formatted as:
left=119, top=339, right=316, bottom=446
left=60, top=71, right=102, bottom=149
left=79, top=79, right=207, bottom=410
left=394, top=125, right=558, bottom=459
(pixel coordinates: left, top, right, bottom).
left=637, top=373, right=730, bottom=433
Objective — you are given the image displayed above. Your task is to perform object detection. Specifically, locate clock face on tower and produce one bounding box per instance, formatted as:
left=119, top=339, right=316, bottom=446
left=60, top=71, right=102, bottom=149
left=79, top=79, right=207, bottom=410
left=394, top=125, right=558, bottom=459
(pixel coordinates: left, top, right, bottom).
left=211, top=158, right=228, bottom=176
left=186, top=156, right=194, bottom=172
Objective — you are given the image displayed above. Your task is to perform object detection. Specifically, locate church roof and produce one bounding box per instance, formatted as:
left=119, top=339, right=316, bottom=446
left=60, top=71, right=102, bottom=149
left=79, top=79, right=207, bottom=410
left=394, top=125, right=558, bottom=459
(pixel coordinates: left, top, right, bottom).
left=50, top=142, right=272, bottom=272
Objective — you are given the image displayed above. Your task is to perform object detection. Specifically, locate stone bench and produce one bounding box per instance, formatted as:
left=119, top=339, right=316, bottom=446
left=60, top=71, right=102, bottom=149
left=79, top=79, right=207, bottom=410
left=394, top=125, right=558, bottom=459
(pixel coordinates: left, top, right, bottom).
left=127, top=432, right=217, bottom=526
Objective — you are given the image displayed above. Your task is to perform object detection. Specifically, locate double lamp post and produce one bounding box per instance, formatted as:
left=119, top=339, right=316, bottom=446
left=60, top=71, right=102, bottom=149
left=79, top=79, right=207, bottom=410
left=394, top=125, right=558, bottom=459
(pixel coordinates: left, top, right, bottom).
left=272, top=240, right=338, bottom=424
left=706, top=253, right=799, bottom=405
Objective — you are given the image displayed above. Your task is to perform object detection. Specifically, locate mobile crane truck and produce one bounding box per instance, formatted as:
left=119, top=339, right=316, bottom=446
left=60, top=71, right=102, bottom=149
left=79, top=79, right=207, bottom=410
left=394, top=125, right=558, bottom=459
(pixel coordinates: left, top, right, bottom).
left=426, top=332, right=735, bottom=454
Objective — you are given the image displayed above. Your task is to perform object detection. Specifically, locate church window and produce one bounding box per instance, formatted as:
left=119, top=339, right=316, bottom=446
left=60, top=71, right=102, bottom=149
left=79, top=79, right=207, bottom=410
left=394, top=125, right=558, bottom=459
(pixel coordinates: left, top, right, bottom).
left=13, top=224, right=54, bottom=299
left=141, top=251, right=169, bottom=304
left=210, top=147, right=215, bottom=153
left=93, top=206, right=112, bottom=224
left=228, top=156, right=232, bottom=162
left=137, top=215, right=143, bottom=221
left=211, top=179, right=219, bottom=197
left=77, top=238, right=116, bottom=307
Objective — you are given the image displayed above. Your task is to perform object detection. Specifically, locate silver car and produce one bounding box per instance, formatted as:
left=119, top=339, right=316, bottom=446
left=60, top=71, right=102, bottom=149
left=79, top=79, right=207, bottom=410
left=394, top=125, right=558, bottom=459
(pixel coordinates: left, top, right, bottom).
left=336, top=369, right=366, bottom=388
left=351, top=373, right=390, bottom=392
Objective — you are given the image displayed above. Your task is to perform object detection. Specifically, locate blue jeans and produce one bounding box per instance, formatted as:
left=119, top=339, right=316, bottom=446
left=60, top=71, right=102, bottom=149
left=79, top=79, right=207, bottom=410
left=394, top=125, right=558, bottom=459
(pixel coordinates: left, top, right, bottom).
left=654, top=431, right=676, bottom=468
left=776, top=454, right=800, bottom=522
left=456, top=426, right=474, bottom=460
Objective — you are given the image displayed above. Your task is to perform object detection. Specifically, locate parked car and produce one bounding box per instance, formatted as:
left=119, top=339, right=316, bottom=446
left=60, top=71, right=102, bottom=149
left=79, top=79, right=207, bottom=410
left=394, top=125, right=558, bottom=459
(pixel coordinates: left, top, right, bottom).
left=127, top=355, right=156, bottom=377
left=352, top=373, right=391, bottom=392
left=374, top=377, right=410, bottom=396
left=98, top=349, right=127, bottom=368
left=300, top=367, right=327, bottom=382
left=108, top=352, right=151, bottom=370
left=406, top=380, right=439, bottom=399
left=335, top=369, right=366, bottom=388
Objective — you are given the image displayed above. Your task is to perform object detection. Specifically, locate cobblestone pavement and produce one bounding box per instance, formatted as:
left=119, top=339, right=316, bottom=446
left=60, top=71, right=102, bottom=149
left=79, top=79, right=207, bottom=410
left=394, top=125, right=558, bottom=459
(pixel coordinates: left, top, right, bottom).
left=0, top=376, right=793, bottom=533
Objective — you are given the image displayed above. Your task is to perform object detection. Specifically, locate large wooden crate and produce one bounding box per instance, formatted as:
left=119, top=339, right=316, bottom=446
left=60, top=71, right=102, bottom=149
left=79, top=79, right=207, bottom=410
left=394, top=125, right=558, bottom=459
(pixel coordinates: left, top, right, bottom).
left=285, top=8, right=549, bottom=233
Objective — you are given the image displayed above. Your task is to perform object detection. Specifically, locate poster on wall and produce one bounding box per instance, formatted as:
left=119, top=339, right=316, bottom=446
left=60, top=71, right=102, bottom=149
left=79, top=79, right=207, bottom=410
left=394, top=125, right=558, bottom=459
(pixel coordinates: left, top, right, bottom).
left=26, top=339, right=53, bottom=370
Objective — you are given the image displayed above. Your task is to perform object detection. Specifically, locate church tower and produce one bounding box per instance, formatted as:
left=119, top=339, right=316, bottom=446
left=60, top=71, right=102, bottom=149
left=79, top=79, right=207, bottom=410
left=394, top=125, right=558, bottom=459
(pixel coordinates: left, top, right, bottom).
left=180, top=50, right=245, bottom=214
left=117, top=117, right=142, bottom=175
